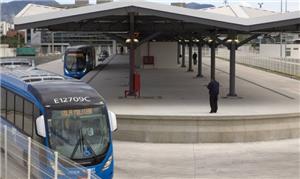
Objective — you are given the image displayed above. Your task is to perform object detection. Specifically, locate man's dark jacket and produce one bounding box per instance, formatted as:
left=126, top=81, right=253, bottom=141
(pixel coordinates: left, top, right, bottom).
left=207, top=80, right=219, bottom=96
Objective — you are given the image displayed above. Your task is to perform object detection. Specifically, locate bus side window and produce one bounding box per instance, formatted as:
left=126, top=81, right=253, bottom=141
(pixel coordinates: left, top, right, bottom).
left=1, top=87, right=7, bottom=118
left=15, top=95, right=24, bottom=130
left=6, top=90, right=15, bottom=123
left=33, top=106, right=43, bottom=143
left=24, top=100, right=33, bottom=136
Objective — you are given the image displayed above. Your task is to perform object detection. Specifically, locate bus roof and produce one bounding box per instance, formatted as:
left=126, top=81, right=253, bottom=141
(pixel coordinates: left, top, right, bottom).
left=3, top=69, right=65, bottom=83
left=66, top=45, right=93, bottom=51
left=1, top=69, right=104, bottom=108
left=0, top=57, right=33, bottom=71
left=28, top=80, right=104, bottom=109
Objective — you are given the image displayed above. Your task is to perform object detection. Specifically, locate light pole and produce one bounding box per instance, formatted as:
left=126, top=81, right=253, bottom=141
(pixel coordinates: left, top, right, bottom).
left=285, top=0, right=287, bottom=12
left=280, top=0, right=283, bottom=58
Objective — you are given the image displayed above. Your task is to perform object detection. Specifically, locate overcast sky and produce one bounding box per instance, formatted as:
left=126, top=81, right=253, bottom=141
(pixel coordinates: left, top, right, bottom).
left=1, top=0, right=300, bottom=12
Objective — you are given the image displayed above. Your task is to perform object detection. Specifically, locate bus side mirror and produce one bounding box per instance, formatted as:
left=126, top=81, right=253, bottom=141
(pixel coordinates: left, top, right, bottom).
left=36, top=115, right=46, bottom=138
left=108, top=111, right=117, bottom=132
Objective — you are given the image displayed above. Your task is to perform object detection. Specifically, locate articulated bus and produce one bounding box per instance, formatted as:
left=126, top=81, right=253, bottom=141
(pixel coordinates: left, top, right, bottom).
left=0, top=69, right=117, bottom=178
left=0, top=57, right=33, bottom=71
left=64, top=45, right=101, bottom=79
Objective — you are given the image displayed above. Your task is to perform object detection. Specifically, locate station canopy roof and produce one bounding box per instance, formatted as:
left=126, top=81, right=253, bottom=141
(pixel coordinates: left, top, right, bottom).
left=14, top=1, right=300, bottom=41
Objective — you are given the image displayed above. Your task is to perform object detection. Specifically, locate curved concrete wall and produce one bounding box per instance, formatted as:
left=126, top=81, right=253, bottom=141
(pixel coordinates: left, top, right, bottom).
left=113, top=113, right=300, bottom=143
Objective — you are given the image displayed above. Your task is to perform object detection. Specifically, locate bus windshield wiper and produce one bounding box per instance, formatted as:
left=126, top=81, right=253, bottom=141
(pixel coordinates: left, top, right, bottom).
left=70, top=130, right=96, bottom=159
left=71, top=61, right=76, bottom=70
left=83, top=137, right=97, bottom=157
left=70, top=130, right=83, bottom=159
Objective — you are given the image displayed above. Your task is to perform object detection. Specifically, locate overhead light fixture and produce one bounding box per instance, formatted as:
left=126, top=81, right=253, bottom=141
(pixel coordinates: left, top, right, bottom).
left=125, top=38, right=139, bottom=43
left=125, top=39, right=131, bottom=43
left=234, top=39, right=239, bottom=43
left=133, top=38, right=139, bottom=43
left=226, top=39, right=232, bottom=42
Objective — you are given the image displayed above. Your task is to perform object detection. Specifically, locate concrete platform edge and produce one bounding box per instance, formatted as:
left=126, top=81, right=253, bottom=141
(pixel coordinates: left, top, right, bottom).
left=113, top=113, right=300, bottom=143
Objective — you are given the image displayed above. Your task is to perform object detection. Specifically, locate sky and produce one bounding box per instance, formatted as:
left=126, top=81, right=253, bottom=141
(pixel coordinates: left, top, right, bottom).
left=1, top=0, right=300, bottom=12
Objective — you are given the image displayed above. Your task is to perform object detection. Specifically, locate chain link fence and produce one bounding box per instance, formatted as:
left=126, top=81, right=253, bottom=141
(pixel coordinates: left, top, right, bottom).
left=0, top=122, right=100, bottom=179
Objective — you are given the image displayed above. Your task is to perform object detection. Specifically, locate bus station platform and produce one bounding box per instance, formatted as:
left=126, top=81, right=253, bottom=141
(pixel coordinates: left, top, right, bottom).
left=38, top=55, right=300, bottom=143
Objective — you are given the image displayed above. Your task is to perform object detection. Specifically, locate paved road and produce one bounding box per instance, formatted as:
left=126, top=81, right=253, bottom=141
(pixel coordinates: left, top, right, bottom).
left=113, top=139, right=300, bottom=179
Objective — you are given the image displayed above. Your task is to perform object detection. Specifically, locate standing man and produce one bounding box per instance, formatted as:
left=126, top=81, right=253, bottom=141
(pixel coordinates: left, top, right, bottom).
left=192, top=52, right=197, bottom=65
left=207, top=79, right=220, bottom=113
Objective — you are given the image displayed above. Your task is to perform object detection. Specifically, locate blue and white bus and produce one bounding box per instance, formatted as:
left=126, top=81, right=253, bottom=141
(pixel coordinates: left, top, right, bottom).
left=64, top=45, right=100, bottom=79
left=0, top=57, right=33, bottom=71
left=0, top=69, right=117, bottom=178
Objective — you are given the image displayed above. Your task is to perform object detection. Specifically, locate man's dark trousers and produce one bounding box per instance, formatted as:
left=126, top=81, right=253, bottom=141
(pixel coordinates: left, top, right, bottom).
left=210, top=95, right=218, bottom=113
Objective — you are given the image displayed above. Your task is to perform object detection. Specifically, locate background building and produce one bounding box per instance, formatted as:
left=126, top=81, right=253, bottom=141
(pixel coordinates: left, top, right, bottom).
left=75, top=0, right=89, bottom=6
left=16, top=4, right=117, bottom=55
left=170, top=3, right=186, bottom=7
left=0, top=21, right=14, bottom=36
left=97, top=0, right=113, bottom=4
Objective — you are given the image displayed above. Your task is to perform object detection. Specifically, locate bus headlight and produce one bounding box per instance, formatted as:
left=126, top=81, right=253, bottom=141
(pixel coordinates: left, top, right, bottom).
left=64, top=68, right=69, bottom=74
left=102, top=155, right=112, bottom=171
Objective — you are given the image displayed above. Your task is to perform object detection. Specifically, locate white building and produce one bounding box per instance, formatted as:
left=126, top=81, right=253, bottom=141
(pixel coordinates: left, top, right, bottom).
left=0, top=21, right=14, bottom=36
left=75, top=0, right=89, bottom=6
left=97, top=0, right=113, bottom=4
left=260, top=44, right=300, bottom=59
left=202, top=5, right=276, bottom=18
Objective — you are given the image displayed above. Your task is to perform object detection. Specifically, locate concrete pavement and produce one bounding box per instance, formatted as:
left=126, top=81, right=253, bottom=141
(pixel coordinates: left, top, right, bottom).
left=113, top=139, right=300, bottom=179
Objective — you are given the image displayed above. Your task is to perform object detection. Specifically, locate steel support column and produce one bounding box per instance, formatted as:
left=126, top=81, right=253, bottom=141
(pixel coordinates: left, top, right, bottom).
left=228, top=40, right=237, bottom=96
left=128, top=12, right=135, bottom=94
left=210, top=40, right=216, bottom=80
left=196, top=42, right=203, bottom=77
left=181, top=43, right=186, bottom=67
left=187, top=41, right=193, bottom=72
left=51, top=32, right=54, bottom=53
left=177, top=42, right=181, bottom=64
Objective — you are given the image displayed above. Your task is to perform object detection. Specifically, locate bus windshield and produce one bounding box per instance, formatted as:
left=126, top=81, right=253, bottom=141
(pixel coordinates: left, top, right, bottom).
left=47, top=106, right=110, bottom=160
left=65, top=53, right=86, bottom=72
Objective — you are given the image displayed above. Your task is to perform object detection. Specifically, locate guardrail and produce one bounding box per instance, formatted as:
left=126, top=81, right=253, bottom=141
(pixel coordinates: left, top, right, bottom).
left=202, top=47, right=300, bottom=77
left=0, top=122, right=100, bottom=179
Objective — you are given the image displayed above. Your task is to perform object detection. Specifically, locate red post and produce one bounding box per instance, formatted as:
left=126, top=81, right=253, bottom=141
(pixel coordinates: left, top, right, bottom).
left=125, top=72, right=141, bottom=97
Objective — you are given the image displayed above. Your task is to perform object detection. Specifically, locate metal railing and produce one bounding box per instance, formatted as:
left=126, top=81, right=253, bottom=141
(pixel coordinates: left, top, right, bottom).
left=202, top=47, right=300, bottom=78
left=0, top=122, right=100, bottom=179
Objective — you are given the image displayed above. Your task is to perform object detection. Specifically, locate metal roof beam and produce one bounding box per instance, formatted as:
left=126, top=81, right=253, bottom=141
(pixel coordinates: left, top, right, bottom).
left=237, top=34, right=261, bottom=48
left=136, top=32, right=161, bottom=47
left=103, top=34, right=126, bottom=45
